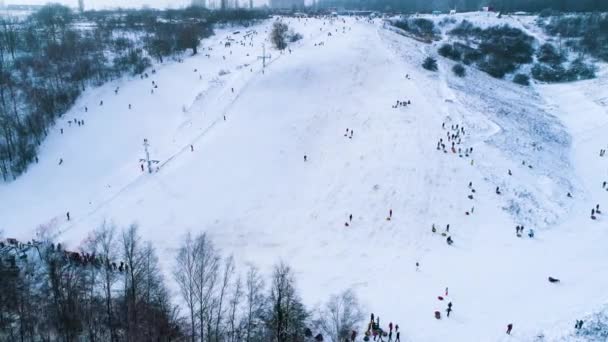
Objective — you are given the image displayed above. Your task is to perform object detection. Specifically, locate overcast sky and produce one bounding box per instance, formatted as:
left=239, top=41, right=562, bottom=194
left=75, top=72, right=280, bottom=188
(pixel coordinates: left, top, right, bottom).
left=4, top=0, right=269, bottom=9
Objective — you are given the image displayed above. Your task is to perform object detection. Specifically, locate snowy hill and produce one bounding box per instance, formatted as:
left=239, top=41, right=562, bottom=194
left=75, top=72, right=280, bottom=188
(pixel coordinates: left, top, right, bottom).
left=2, top=13, right=608, bottom=341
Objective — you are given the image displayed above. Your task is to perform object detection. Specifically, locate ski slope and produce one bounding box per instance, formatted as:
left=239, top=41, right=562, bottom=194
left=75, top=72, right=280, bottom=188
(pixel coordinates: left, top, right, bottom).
left=2, top=14, right=608, bottom=341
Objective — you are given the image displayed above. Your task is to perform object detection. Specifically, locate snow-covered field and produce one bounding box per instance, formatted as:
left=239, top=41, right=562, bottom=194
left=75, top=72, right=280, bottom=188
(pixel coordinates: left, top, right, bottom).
left=1, top=13, right=608, bottom=341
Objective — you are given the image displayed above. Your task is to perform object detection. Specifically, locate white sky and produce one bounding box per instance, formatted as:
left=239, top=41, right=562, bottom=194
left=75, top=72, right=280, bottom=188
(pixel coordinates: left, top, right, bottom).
left=4, top=0, right=270, bottom=10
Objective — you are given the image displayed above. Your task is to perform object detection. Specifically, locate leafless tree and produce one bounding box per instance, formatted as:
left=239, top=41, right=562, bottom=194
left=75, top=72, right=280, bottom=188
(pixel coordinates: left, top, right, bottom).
left=175, top=231, right=199, bottom=342
left=244, top=265, right=265, bottom=342
left=215, top=255, right=235, bottom=342
left=316, top=289, right=364, bottom=342
left=193, top=233, right=220, bottom=342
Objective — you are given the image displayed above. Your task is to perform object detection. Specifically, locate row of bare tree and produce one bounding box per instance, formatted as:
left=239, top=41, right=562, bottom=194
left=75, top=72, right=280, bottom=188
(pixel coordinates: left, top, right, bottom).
left=1, top=223, right=366, bottom=342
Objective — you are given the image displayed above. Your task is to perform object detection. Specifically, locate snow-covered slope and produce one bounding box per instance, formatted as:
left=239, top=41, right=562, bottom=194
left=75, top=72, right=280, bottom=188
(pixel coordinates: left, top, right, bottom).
left=1, top=14, right=608, bottom=341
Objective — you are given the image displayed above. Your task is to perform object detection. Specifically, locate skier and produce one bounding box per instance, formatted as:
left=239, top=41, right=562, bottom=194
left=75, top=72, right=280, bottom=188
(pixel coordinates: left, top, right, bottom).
left=100, top=100, right=103, bottom=106
left=416, top=261, right=420, bottom=271
left=432, top=224, right=436, bottom=233
left=446, top=236, right=453, bottom=245
left=496, top=186, right=501, bottom=195
left=58, top=158, right=63, bottom=165
left=304, top=155, right=308, bottom=162
left=129, top=104, right=132, bottom=109
left=389, top=322, right=393, bottom=333
left=60, top=128, right=64, bottom=134
left=445, top=287, right=449, bottom=296
left=447, top=302, right=453, bottom=317
left=349, top=214, right=353, bottom=222
left=508, top=169, right=512, bottom=176
left=66, top=212, right=70, bottom=221
left=528, top=229, right=534, bottom=238
left=190, top=145, right=194, bottom=152
left=506, top=323, right=513, bottom=335
left=395, top=331, right=400, bottom=342
left=140, top=164, right=144, bottom=172
left=351, top=330, right=357, bottom=342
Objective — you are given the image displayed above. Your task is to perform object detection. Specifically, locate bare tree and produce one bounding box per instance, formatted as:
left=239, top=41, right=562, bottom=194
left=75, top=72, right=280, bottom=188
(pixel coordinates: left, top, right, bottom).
left=316, top=289, right=364, bottom=342
left=193, top=233, right=219, bottom=342
left=244, top=265, right=265, bottom=342
left=94, top=221, right=119, bottom=342
left=267, top=262, right=308, bottom=342
left=227, top=276, right=242, bottom=342
left=215, top=255, right=235, bottom=342
left=175, top=231, right=198, bottom=342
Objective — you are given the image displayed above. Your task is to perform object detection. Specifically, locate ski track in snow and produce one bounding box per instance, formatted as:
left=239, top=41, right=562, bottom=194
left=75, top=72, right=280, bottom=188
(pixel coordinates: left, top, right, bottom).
left=1, top=14, right=608, bottom=341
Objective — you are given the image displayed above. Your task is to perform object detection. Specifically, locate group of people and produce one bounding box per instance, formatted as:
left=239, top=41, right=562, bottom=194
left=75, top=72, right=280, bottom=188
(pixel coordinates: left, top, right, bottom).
left=436, top=122, right=473, bottom=159
left=363, top=314, right=400, bottom=342
left=515, top=225, right=534, bottom=238
left=590, top=204, right=602, bottom=220
left=392, top=99, right=411, bottom=108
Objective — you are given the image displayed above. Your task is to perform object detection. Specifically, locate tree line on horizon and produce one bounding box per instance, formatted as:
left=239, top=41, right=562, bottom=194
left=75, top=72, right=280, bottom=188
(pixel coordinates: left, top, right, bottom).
left=316, top=0, right=608, bottom=13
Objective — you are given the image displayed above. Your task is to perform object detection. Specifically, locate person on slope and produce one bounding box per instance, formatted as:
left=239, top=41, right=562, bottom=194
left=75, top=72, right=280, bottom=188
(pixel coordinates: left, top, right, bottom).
left=506, top=323, right=513, bottom=335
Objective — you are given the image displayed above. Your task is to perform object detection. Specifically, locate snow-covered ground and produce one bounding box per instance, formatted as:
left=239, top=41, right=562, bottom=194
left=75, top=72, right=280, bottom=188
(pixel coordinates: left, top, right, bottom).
left=1, top=14, right=608, bottom=341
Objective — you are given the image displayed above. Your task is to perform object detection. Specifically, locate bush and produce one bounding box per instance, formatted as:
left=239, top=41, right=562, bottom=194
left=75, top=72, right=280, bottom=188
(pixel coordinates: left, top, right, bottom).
left=290, top=32, right=303, bottom=42
left=438, top=43, right=461, bottom=61
left=452, top=64, right=466, bottom=77
left=478, top=25, right=535, bottom=65
left=513, top=73, right=530, bottom=86
left=422, top=57, right=438, bottom=71
left=532, top=58, right=596, bottom=83
left=478, top=55, right=517, bottom=79
left=393, top=18, right=438, bottom=41
left=567, top=57, right=596, bottom=80
left=537, top=43, right=564, bottom=64
left=531, top=63, right=568, bottom=82
left=270, top=21, right=289, bottom=50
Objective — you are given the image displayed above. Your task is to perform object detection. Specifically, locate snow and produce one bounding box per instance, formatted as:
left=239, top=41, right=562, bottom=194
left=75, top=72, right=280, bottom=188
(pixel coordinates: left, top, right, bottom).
left=2, top=14, right=608, bottom=341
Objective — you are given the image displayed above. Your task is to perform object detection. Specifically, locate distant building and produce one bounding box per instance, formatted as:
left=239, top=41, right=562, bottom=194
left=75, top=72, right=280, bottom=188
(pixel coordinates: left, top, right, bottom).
left=270, top=0, right=305, bottom=10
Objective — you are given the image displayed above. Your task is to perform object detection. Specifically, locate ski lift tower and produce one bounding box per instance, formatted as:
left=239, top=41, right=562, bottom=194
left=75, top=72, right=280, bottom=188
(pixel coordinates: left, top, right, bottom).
left=140, top=139, right=160, bottom=174
left=257, top=43, right=271, bottom=72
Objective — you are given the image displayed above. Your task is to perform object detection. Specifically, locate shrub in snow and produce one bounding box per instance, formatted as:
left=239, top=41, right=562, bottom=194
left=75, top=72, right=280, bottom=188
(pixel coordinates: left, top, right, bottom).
left=422, top=57, right=438, bottom=71
left=438, top=43, right=461, bottom=61
left=392, top=18, right=439, bottom=41
left=537, top=43, right=565, bottom=65
left=290, top=32, right=303, bottom=42
left=541, top=13, right=608, bottom=62
left=513, top=73, right=530, bottom=86
left=478, top=55, right=517, bottom=78
left=531, top=63, right=567, bottom=82
left=567, top=58, right=596, bottom=80
left=271, top=21, right=289, bottom=50
left=532, top=58, right=596, bottom=83
left=452, top=64, right=466, bottom=77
